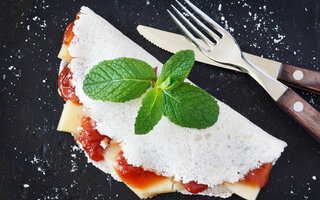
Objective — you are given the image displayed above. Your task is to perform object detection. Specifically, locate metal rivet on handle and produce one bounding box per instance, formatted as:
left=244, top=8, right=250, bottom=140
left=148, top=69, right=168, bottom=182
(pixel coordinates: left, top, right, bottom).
left=293, top=101, right=304, bottom=112
left=293, top=70, right=304, bottom=81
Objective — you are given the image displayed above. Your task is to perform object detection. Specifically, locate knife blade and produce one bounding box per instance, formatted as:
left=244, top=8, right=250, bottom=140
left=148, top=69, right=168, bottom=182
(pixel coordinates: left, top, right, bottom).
left=137, top=25, right=320, bottom=94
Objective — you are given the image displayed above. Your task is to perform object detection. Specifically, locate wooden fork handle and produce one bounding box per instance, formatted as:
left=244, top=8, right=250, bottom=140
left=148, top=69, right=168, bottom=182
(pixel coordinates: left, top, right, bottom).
left=276, top=88, right=320, bottom=142
left=278, top=64, right=320, bottom=95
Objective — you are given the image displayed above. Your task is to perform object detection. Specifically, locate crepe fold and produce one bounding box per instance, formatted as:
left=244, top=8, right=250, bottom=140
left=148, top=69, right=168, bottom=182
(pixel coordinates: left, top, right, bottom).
left=64, top=6, right=287, bottom=198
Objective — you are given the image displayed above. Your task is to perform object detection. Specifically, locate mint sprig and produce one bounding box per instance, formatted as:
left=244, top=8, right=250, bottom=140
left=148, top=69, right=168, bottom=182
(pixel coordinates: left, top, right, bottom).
left=83, top=58, right=155, bottom=102
left=83, top=50, right=219, bottom=135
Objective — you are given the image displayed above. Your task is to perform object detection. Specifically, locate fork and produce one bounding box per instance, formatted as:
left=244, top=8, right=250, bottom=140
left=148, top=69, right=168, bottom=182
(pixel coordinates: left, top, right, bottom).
left=168, top=0, right=320, bottom=142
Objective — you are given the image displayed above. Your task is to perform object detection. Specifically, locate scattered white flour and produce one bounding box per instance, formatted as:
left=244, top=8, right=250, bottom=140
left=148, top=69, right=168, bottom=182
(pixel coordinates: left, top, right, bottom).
left=72, top=145, right=81, bottom=152
left=30, top=155, right=41, bottom=164
left=70, top=160, right=78, bottom=172
left=274, top=34, right=286, bottom=43
left=37, top=167, right=46, bottom=175
left=8, top=65, right=15, bottom=70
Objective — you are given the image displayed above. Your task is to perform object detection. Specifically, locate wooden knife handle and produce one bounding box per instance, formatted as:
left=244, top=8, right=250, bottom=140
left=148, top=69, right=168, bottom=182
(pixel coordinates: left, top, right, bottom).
left=277, top=64, right=320, bottom=95
left=276, top=88, right=320, bottom=142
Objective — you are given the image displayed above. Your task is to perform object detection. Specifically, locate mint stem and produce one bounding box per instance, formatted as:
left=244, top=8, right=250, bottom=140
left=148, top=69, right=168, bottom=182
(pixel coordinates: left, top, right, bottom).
left=152, top=67, right=158, bottom=87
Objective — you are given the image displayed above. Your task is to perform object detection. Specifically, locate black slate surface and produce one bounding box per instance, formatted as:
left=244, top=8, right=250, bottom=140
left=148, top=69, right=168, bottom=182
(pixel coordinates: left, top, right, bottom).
left=1, top=0, right=320, bottom=199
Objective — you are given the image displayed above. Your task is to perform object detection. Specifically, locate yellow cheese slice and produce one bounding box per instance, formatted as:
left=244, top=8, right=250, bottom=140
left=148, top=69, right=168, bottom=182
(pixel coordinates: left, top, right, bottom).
left=58, top=44, right=73, bottom=62
left=126, top=177, right=183, bottom=199
left=103, top=142, right=122, bottom=170
left=57, top=101, right=84, bottom=136
left=224, top=182, right=260, bottom=200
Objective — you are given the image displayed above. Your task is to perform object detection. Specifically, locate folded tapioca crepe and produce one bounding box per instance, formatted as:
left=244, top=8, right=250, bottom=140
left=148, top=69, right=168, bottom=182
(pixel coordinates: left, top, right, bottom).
left=57, top=6, right=287, bottom=200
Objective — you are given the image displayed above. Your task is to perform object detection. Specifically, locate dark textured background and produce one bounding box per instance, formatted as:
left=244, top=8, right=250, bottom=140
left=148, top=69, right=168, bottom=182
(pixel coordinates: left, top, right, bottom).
left=1, top=0, right=320, bottom=199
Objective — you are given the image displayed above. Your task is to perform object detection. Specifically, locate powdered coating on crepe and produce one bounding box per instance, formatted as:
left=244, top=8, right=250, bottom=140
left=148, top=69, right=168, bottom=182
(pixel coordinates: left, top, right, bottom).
left=69, top=6, right=286, bottom=188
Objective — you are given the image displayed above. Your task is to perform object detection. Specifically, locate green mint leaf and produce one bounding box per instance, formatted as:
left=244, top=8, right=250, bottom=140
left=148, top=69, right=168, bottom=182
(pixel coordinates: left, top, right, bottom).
left=135, top=87, right=163, bottom=135
left=157, top=50, right=195, bottom=90
left=83, top=58, right=155, bottom=102
left=162, top=82, right=219, bottom=129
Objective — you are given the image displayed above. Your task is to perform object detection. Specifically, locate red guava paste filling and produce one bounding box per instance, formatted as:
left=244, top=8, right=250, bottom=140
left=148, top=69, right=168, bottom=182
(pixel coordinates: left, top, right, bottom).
left=58, top=64, right=81, bottom=104
left=62, top=12, right=81, bottom=46
left=114, top=151, right=167, bottom=189
left=183, top=162, right=272, bottom=194
left=79, top=116, right=111, bottom=162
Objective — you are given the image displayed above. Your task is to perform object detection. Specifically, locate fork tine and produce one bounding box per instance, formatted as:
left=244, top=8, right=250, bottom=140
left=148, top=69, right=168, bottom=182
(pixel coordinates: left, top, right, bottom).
left=171, top=4, right=214, bottom=47
left=167, top=9, right=210, bottom=51
left=184, top=0, right=227, bottom=36
left=175, top=0, right=221, bottom=40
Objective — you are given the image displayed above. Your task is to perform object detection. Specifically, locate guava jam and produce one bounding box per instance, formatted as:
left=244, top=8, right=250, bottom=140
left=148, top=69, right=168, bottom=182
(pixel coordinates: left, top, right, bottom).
left=79, top=117, right=111, bottom=162
left=240, top=162, right=272, bottom=188
left=63, top=21, right=75, bottom=46
left=62, top=12, right=81, bottom=46
left=183, top=162, right=272, bottom=194
left=58, top=64, right=80, bottom=104
left=114, top=151, right=167, bottom=189
left=182, top=181, right=208, bottom=194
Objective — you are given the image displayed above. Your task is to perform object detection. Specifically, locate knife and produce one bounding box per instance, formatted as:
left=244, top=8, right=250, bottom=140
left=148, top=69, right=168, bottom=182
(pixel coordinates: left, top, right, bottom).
left=137, top=25, right=320, bottom=95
